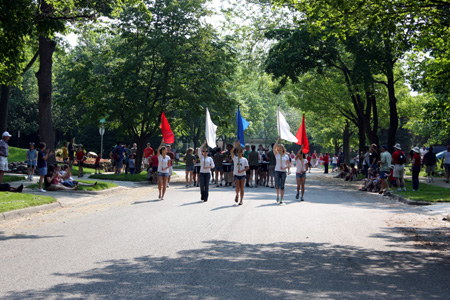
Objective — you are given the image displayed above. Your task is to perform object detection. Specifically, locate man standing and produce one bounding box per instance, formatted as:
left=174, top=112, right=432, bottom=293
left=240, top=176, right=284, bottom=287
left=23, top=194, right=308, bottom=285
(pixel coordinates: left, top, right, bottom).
left=392, top=143, right=406, bottom=191
left=0, top=132, right=12, bottom=184
left=441, top=145, right=450, bottom=183
left=323, top=152, right=330, bottom=174
left=143, top=143, right=154, bottom=169
left=378, top=145, right=392, bottom=194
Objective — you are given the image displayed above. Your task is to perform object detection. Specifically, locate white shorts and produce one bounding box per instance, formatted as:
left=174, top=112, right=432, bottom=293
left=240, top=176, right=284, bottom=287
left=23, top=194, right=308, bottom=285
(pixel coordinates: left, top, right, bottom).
left=169, top=166, right=173, bottom=176
left=393, top=164, right=404, bottom=179
left=0, top=156, right=8, bottom=171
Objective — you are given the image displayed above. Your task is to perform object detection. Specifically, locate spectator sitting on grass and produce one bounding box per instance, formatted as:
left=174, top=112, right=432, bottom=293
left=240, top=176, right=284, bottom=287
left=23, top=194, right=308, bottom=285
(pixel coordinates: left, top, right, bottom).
left=44, top=165, right=79, bottom=191
left=359, top=168, right=379, bottom=192
left=345, top=163, right=358, bottom=181
left=334, top=163, right=350, bottom=178
left=0, top=183, right=23, bottom=193
left=57, top=164, right=97, bottom=187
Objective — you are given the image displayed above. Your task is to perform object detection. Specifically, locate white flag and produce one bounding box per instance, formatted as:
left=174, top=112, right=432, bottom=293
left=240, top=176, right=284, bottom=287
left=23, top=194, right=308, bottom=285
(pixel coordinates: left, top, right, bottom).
left=277, top=107, right=298, bottom=143
left=205, top=107, right=217, bottom=148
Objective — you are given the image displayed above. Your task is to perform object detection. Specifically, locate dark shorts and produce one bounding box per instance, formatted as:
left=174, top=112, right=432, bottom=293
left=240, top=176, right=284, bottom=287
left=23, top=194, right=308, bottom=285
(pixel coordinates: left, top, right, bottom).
left=77, top=161, right=84, bottom=167
left=95, top=163, right=100, bottom=169
left=39, top=167, right=47, bottom=175
left=296, top=173, right=306, bottom=179
left=234, top=175, right=246, bottom=181
left=186, top=166, right=194, bottom=172
left=215, top=166, right=223, bottom=172
left=194, top=166, right=201, bottom=174
left=445, top=164, right=450, bottom=171
left=250, top=165, right=259, bottom=171
left=27, top=165, right=36, bottom=169
left=152, top=166, right=158, bottom=172
left=380, top=171, right=388, bottom=179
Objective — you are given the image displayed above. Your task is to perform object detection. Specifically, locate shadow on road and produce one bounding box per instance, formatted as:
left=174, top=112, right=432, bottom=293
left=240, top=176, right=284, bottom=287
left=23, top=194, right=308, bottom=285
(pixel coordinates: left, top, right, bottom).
left=3, top=240, right=449, bottom=299
left=0, top=231, right=63, bottom=241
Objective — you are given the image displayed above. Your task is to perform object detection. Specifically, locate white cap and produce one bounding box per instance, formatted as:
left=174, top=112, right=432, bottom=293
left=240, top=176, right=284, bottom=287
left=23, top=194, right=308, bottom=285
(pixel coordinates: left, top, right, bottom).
left=2, top=131, right=12, bottom=138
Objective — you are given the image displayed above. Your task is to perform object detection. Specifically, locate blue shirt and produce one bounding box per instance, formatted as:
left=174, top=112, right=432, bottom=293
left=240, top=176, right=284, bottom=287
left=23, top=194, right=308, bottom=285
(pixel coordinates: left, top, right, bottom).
left=27, top=149, right=37, bottom=165
left=38, top=150, right=47, bottom=168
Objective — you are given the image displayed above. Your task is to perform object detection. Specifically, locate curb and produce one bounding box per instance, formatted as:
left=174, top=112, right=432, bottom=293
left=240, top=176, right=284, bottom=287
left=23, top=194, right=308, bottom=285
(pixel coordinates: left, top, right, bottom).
left=1, top=202, right=62, bottom=221
left=386, top=192, right=432, bottom=206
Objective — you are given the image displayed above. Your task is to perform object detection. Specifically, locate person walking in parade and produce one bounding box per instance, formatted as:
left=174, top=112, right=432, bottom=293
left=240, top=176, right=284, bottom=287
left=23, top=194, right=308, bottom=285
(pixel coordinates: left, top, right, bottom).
left=273, top=136, right=290, bottom=204
left=231, top=141, right=249, bottom=205
left=157, top=140, right=171, bottom=200
left=184, top=148, right=195, bottom=187
left=295, top=145, right=307, bottom=201
left=198, top=140, right=215, bottom=202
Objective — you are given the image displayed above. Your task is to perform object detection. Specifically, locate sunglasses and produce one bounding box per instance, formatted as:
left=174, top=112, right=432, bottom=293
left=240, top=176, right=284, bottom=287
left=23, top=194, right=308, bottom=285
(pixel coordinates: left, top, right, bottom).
left=202, top=150, right=208, bottom=152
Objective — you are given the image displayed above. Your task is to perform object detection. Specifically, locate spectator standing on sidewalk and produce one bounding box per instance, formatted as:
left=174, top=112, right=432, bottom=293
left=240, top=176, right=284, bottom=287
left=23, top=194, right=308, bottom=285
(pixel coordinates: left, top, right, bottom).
left=392, top=143, right=407, bottom=192
left=441, top=145, right=450, bottom=183
left=0, top=132, right=12, bottom=184
left=423, top=146, right=437, bottom=183
left=323, top=152, right=330, bottom=174
left=378, top=145, right=391, bottom=195
left=411, top=147, right=421, bottom=191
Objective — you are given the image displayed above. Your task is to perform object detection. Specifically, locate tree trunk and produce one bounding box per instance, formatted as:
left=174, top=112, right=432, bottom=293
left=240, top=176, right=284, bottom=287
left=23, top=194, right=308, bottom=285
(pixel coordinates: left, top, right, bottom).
left=0, top=85, right=10, bottom=134
left=343, top=120, right=351, bottom=164
left=36, top=35, right=57, bottom=163
left=135, top=136, right=148, bottom=174
left=387, top=76, right=398, bottom=153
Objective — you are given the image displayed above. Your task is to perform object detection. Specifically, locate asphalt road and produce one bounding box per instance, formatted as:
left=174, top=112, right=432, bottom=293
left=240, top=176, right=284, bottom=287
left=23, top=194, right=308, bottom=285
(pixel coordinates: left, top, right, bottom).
left=0, top=170, right=449, bottom=299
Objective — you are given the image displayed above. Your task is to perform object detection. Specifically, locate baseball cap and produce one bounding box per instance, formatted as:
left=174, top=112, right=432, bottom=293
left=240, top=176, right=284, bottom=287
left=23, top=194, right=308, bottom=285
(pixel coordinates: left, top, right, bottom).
left=2, top=131, right=12, bottom=138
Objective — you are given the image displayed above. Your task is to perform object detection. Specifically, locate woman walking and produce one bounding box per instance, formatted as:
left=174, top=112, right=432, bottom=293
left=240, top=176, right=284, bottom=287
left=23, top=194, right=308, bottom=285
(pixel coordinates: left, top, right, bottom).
left=157, top=140, right=171, bottom=200
left=183, top=148, right=195, bottom=187
left=198, top=141, right=215, bottom=202
left=231, top=141, right=249, bottom=205
left=295, top=146, right=307, bottom=201
left=273, top=136, right=290, bottom=204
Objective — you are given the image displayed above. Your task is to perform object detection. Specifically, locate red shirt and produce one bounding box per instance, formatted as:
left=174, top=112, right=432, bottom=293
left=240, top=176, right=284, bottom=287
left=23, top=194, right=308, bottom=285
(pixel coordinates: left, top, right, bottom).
left=144, top=147, right=154, bottom=158
left=306, top=155, right=312, bottom=162
left=412, top=153, right=421, bottom=166
left=95, top=156, right=100, bottom=164
left=323, top=155, right=329, bottom=164
left=151, top=155, right=159, bottom=166
left=76, top=150, right=85, bottom=161
left=389, top=169, right=396, bottom=181
left=312, top=153, right=317, bottom=159
left=392, top=150, right=405, bottom=164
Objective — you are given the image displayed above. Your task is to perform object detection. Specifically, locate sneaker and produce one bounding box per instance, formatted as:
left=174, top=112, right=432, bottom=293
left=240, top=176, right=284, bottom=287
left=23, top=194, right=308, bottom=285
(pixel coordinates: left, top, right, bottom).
left=216, top=184, right=219, bottom=187
left=296, top=192, right=299, bottom=199
left=30, top=175, right=33, bottom=181
left=301, top=197, right=304, bottom=201
left=276, top=196, right=280, bottom=203
left=17, top=184, right=23, bottom=193
left=428, top=178, right=431, bottom=183
left=403, top=187, right=407, bottom=192
left=186, top=184, right=189, bottom=188
left=220, top=183, right=223, bottom=186
left=397, top=188, right=401, bottom=192
left=167, top=183, right=170, bottom=188
left=279, top=201, right=283, bottom=204
left=38, top=188, right=46, bottom=193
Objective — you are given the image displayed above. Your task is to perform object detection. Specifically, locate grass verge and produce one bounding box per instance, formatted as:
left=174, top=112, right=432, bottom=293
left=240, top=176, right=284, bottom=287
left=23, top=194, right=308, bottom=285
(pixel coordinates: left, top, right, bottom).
left=2, top=175, right=26, bottom=183
left=392, top=179, right=450, bottom=202
left=0, top=193, right=56, bottom=213
left=7, top=146, right=28, bottom=163
left=26, top=180, right=117, bottom=191
left=89, top=172, right=149, bottom=182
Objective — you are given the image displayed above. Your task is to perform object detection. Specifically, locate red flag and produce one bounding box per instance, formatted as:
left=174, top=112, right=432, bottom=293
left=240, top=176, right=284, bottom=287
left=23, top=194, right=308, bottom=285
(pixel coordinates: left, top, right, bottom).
left=160, top=112, right=174, bottom=144
left=296, top=114, right=309, bottom=153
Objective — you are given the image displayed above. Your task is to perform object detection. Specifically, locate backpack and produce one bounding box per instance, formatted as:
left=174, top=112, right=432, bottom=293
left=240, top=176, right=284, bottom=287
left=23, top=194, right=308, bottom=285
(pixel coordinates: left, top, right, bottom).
left=398, top=152, right=406, bottom=164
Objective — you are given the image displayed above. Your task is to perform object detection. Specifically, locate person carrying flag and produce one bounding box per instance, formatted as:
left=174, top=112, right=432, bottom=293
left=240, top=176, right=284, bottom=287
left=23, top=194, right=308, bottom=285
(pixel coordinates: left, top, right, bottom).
left=231, top=141, right=249, bottom=205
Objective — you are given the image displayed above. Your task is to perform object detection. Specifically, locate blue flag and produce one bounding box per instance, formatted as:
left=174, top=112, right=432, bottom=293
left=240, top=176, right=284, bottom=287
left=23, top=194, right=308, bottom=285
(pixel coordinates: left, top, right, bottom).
left=237, top=107, right=249, bottom=147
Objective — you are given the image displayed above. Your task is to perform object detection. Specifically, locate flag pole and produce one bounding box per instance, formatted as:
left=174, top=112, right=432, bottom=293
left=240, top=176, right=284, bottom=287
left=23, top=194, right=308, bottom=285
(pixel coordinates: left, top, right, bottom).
left=277, top=105, right=280, bottom=137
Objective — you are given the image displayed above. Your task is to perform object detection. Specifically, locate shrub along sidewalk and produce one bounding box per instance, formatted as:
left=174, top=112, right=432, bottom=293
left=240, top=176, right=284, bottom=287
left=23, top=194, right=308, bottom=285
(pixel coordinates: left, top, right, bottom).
left=0, top=193, right=56, bottom=213
left=2, top=175, right=26, bottom=183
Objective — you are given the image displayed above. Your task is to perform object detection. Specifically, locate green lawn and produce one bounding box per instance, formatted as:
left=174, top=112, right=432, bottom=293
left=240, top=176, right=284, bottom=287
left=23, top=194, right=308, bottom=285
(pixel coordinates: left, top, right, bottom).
left=89, top=171, right=149, bottom=181
left=7, top=146, right=28, bottom=163
left=392, top=179, right=450, bottom=202
left=26, top=180, right=117, bottom=191
left=0, top=192, right=56, bottom=213
left=2, top=175, right=26, bottom=183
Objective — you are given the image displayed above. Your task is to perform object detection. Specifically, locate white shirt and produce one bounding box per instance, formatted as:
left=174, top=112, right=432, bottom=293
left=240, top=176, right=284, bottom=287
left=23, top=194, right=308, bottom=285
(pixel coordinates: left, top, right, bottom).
left=158, top=155, right=171, bottom=173
left=233, top=156, right=248, bottom=176
left=444, top=151, right=450, bottom=164
left=275, top=153, right=289, bottom=172
left=332, top=157, right=338, bottom=164
left=198, top=149, right=215, bottom=173
left=296, top=158, right=308, bottom=173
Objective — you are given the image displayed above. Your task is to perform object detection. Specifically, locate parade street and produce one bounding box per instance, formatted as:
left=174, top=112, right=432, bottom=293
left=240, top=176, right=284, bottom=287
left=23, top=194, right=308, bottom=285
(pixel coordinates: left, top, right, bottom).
left=0, top=170, right=449, bottom=300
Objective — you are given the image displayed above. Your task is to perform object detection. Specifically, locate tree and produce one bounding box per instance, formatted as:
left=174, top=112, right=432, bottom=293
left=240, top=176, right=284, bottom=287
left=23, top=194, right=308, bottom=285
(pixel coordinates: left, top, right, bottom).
left=57, top=0, right=236, bottom=172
